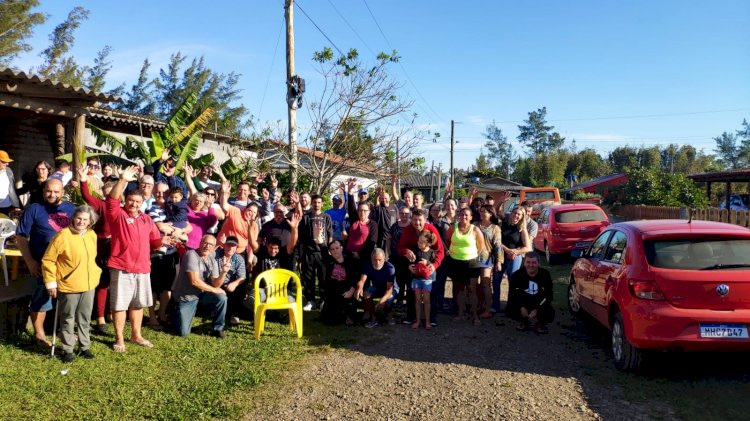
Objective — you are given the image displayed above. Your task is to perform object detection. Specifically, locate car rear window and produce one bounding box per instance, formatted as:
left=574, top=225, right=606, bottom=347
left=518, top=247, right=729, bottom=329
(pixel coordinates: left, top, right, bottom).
left=555, top=210, right=606, bottom=223
left=524, top=191, right=555, bottom=200
left=644, top=239, right=750, bottom=270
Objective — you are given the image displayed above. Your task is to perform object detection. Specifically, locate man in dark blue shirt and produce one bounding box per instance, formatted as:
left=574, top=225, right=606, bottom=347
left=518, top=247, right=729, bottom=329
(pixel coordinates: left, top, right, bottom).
left=356, top=248, right=397, bottom=328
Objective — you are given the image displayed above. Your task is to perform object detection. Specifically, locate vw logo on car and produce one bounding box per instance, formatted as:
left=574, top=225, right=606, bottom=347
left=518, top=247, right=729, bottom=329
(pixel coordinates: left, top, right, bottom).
left=716, top=284, right=730, bottom=297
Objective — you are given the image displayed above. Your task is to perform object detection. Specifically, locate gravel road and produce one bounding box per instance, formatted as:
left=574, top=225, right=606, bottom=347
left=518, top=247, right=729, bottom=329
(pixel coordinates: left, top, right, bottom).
left=250, top=305, right=679, bottom=421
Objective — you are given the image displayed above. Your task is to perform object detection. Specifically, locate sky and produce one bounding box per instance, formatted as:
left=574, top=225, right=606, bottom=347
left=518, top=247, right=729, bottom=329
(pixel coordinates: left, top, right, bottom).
left=11, top=1, right=750, bottom=171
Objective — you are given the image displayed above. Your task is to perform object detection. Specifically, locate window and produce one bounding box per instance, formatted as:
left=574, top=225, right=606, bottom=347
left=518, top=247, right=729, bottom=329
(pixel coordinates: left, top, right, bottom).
left=525, top=191, right=555, bottom=200
left=604, top=231, right=627, bottom=263
left=555, top=209, right=607, bottom=223
left=588, top=231, right=613, bottom=260
left=645, top=238, right=750, bottom=269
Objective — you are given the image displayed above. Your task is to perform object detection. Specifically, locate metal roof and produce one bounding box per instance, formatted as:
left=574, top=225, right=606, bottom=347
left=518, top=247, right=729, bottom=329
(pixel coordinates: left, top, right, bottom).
left=0, top=67, right=120, bottom=103
left=687, top=168, right=750, bottom=183
left=562, top=173, right=627, bottom=193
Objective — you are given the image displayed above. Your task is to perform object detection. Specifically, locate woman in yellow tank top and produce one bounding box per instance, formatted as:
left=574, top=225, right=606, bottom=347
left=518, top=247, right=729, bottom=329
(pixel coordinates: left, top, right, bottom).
left=444, top=207, right=484, bottom=325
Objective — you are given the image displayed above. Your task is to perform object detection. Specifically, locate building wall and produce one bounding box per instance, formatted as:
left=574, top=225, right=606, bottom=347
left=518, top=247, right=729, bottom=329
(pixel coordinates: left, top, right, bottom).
left=0, top=110, right=59, bottom=179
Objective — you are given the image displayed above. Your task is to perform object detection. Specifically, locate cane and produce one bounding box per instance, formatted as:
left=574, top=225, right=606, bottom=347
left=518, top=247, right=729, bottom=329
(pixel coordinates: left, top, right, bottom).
left=50, top=299, right=59, bottom=358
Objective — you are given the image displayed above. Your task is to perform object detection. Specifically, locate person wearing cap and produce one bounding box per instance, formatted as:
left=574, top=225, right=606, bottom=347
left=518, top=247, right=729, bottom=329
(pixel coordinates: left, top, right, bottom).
left=215, top=235, right=246, bottom=325
left=0, top=150, right=20, bottom=216
left=154, top=149, right=187, bottom=197
left=171, top=234, right=231, bottom=338
left=357, top=188, right=369, bottom=204
left=325, top=181, right=349, bottom=242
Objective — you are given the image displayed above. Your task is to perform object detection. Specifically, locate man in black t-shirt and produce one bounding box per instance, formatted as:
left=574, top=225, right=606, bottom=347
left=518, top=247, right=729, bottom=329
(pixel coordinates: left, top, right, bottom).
left=253, top=203, right=299, bottom=269
left=505, top=252, right=555, bottom=333
left=299, top=195, right=333, bottom=311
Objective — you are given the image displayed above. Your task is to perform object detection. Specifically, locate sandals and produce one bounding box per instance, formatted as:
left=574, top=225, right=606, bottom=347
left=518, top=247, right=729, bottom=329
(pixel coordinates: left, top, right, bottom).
left=425, top=323, right=432, bottom=331
left=129, top=338, right=154, bottom=348
left=412, top=322, right=420, bottom=330
left=479, top=311, right=493, bottom=319
left=472, top=318, right=481, bottom=326
left=451, top=315, right=465, bottom=321
left=112, top=343, right=126, bottom=353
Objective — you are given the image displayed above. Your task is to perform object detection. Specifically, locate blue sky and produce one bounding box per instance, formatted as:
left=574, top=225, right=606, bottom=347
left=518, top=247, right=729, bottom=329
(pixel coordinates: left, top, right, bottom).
left=12, top=1, right=750, bottom=170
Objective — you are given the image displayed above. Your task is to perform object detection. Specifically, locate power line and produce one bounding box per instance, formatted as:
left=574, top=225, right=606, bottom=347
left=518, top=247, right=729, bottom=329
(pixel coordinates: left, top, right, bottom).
left=362, top=0, right=444, bottom=123
left=257, top=16, right=285, bottom=121
left=295, top=1, right=346, bottom=57
left=325, top=0, right=377, bottom=57
left=460, top=107, right=750, bottom=126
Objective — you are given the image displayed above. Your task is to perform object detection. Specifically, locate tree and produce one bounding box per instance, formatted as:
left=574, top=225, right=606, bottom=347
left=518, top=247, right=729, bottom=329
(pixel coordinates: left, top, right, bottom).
left=36, top=6, right=89, bottom=84
left=0, top=0, right=46, bottom=65
left=275, top=47, right=419, bottom=194
left=614, top=167, right=707, bottom=208
left=517, top=107, right=565, bottom=155
left=637, top=146, right=661, bottom=170
left=118, top=59, right=157, bottom=116
left=469, top=151, right=497, bottom=178
left=85, top=45, right=113, bottom=92
left=737, top=119, right=750, bottom=166
left=714, top=131, right=742, bottom=169
left=566, top=148, right=610, bottom=181
left=483, top=121, right=514, bottom=178
left=608, top=146, right=639, bottom=173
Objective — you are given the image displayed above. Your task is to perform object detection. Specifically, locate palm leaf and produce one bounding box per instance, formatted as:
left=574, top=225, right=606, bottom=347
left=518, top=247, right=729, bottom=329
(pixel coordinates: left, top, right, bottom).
left=89, top=124, right=127, bottom=154
left=191, top=153, right=215, bottom=169
left=163, top=92, right=198, bottom=141
left=173, top=107, right=215, bottom=144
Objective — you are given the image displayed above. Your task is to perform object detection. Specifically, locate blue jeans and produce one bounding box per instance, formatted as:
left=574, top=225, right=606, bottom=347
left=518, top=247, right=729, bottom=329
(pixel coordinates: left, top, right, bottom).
left=492, top=255, right=523, bottom=311
left=174, top=292, right=227, bottom=337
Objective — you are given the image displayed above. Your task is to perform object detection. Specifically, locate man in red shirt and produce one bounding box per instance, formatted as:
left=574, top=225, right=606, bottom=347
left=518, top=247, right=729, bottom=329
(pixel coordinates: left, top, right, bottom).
left=106, top=166, right=168, bottom=353
left=397, top=209, right=445, bottom=326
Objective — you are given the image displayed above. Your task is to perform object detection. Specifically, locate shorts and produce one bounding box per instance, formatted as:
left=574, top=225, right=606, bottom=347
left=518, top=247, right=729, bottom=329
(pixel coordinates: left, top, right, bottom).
left=29, top=276, right=53, bottom=312
left=411, top=278, right=433, bottom=292
left=447, top=255, right=481, bottom=284
left=476, top=254, right=493, bottom=269
left=150, top=253, right=178, bottom=294
left=110, top=270, right=154, bottom=311
left=365, top=286, right=396, bottom=306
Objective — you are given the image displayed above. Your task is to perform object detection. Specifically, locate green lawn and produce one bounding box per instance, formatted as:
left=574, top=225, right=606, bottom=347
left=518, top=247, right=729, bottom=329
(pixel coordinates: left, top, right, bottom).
left=0, top=319, right=332, bottom=419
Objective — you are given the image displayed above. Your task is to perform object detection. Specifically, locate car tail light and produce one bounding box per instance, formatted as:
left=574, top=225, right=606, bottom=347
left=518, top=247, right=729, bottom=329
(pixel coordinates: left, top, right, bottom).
left=628, top=279, right=666, bottom=301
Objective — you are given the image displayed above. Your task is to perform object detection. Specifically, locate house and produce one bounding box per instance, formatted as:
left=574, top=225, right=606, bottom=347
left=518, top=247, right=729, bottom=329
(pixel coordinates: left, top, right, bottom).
left=465, top=176, right=525, bottom=200
left=562, top=173, right=629, bottom=200
left=397, top=174, right=446, bottom=202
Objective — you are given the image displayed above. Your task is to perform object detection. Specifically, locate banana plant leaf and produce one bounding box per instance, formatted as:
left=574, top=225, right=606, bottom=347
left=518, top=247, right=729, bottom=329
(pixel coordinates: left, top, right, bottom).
left=163, top=92, right=197, bottom=141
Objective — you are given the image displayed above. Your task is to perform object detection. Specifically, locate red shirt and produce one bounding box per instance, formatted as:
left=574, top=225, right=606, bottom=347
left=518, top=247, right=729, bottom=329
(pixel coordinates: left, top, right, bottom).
left=396, top=223, right=445, bottom=269
left=81, top=180, right=111, bottom=239
left=105, top=197, right=162, bottom=274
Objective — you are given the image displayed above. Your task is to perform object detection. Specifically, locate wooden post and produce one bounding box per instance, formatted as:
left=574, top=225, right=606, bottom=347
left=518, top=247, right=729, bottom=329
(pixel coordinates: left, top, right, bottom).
left=53, top=122, right=65, bottom=157
left=285, top=0, right=298, bottom=189
left=71, top=115, right=85, bottom=182
left=725, top=181, right=731, bottom=211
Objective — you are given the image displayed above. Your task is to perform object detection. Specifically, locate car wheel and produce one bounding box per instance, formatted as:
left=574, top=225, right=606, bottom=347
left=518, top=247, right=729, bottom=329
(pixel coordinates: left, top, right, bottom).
left=545, top=243, right=559, bottom=265
left=611, top=312, right=643, bottom=371
left=567, top=278, right=582, bottom=317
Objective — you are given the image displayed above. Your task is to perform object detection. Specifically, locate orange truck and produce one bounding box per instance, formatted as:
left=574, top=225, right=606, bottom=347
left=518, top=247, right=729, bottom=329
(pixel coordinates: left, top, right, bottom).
left=519, top=187, right=561, bottom=218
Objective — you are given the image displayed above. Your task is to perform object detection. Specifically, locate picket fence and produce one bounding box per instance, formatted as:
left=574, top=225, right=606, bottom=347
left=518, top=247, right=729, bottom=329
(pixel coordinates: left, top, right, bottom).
left=615, top=205, right=750, bottom=228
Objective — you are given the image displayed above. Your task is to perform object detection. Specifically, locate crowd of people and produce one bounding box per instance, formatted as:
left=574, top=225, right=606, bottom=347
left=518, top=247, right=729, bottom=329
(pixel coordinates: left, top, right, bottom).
left=0, top=148, right=556, bottom=363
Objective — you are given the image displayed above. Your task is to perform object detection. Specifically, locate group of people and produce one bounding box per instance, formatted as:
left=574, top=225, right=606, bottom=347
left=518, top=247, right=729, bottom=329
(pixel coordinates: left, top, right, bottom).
left=0, top=148, right=556, bottom=363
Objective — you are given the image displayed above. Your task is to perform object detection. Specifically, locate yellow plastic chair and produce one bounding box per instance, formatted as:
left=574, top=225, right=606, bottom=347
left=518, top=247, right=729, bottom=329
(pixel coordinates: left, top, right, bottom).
left=253, top=268, right=303, bottom=339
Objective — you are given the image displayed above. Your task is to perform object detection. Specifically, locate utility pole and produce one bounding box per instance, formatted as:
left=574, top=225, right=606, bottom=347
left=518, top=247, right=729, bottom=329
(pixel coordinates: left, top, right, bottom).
left=429, top=160, right=435, bottom=202
left=450, top=119, right=455, bottom=187
left=436, top=163, right=442, bottom=200
left=285, top=0, right=298, bottom=189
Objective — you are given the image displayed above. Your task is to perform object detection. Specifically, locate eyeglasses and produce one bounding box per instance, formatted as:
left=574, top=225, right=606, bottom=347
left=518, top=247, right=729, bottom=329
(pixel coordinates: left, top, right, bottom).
left=140, top=182, right=154, bottom=186
left=87, top=164, right=100, bottom=169
left=205, top=192, right=216, bottom=196
left=399, top=212, right=411, bottom=216
left=202, top=242, right=216, bottom=247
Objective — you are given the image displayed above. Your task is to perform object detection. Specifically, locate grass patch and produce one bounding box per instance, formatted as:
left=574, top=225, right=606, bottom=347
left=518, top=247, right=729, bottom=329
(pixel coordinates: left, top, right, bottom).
left=0, top=319, right=322, bottom=419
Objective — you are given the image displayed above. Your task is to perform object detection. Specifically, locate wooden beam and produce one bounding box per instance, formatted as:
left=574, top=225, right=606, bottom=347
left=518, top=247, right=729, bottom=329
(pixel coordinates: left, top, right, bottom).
left=1, top=80, right=103, bottom=106
left=0, top=93, right=88, bottom=118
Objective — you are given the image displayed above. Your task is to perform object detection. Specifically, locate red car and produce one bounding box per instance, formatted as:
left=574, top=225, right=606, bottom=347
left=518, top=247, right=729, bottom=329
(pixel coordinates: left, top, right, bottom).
left=533, top=204, right=610, bottom=264
left=568, top=219, right=750, bottom=371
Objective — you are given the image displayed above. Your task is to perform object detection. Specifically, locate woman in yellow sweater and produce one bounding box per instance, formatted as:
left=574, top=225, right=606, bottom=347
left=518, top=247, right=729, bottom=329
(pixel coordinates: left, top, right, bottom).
left=42, top=205, right=101, bottom=363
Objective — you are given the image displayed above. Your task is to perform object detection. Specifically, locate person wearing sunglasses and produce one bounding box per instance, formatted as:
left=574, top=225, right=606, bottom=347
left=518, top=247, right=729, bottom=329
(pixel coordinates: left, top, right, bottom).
left=154, top=149, right=187, bottom=197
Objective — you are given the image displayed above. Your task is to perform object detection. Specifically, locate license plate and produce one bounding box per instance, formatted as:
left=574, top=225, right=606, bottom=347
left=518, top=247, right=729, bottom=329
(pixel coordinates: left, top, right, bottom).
left=575, top=241, right=592, bottom=248
left=699, top=324, right=749, bottom=339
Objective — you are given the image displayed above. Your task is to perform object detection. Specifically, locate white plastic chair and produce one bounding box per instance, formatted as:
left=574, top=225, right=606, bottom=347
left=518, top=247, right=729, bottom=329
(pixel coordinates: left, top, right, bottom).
left=0, top=218, right=19, bottom=286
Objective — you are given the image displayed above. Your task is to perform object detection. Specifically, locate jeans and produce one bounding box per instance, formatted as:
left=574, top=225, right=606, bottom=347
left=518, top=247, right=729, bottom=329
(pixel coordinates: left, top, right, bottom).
left=174, top=292, right=227, bottom=336
left=492, top=255, right=523, bottom=311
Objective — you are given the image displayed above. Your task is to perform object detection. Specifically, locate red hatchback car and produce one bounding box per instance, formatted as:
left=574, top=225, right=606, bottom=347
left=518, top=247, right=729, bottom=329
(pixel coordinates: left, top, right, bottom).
left=568, top=219, right=750, bottom=371
left=533, top=204, right=610, bottom=264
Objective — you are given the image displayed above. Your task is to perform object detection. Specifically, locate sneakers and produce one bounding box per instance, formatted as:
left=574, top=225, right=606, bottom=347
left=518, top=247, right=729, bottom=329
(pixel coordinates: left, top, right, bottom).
left=303, top=301, right=314, bottom=311
left=386, top=316, right=397, bottom=326
left=229, top=316, right=240, bottom=325
left=211, top=330, right=226, bottom=339
left=365, top=320, right=379, bottom=329
left=92, top=323, right=109, bottom=334
left=430, top=321, right=438, bottom=327
left=60, top=352, right=74, bottom=363
left=80, top=349, right=95, bottom=359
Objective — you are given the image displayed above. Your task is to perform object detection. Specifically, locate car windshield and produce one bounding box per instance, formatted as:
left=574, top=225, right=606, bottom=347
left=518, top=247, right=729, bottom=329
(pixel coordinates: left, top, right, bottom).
left=644, top=239, right=750, bottom=270
left=525, top=191, right=555, bottom=200
left=555, top=210, right=606, bottom=223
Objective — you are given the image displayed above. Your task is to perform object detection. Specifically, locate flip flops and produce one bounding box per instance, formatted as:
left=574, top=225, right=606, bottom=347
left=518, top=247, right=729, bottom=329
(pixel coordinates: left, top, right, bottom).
left=112, top=343, right=126, bottom=353
left=129, top=338, right=154, bottom=348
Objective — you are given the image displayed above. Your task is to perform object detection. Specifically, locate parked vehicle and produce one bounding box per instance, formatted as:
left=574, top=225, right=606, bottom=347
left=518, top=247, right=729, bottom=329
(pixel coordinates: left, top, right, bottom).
left=519, top=187, right=561, bottom=218
left=568, top=219, right=750, bottom=371
left=719, top=194, right=749, bottom=212
left=533, top=204, right=610, bottom=264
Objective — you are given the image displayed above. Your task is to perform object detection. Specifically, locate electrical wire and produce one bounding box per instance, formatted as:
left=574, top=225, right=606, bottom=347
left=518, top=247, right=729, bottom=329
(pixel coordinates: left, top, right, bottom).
left=325, top=0, right=377, bottom=57
left=257, top=16, right=285, bottom=121
left=296, top=1, right=347, bottom=57
left=362, top=0, right=445, bottom=123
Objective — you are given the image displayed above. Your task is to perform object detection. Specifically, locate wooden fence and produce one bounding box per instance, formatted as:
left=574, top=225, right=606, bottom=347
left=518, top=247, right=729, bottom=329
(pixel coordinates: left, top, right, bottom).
left=615, top=205, right=750, bottom=228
